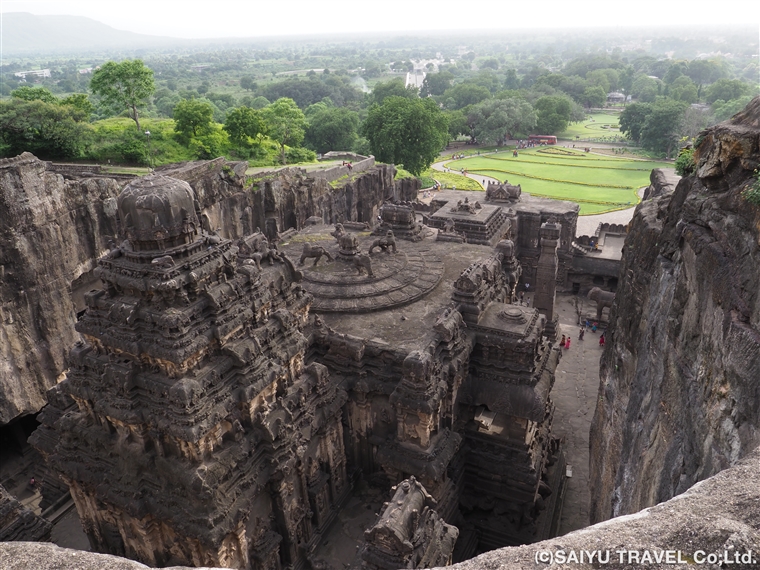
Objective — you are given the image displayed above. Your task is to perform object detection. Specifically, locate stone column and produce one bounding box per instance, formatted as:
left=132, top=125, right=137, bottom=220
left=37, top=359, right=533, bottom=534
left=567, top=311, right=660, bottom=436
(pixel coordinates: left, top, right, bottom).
left=533, top=218, right=561, bottom=340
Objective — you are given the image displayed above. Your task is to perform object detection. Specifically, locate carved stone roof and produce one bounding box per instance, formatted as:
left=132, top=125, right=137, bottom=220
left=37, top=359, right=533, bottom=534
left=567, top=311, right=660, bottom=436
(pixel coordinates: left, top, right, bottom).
left=118, top=175, right=199, bottom=251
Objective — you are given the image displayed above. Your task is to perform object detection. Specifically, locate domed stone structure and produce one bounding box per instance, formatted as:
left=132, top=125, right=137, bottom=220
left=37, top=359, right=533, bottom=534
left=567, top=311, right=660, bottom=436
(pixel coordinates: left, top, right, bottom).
left=118, top=175, right=198, bottom=251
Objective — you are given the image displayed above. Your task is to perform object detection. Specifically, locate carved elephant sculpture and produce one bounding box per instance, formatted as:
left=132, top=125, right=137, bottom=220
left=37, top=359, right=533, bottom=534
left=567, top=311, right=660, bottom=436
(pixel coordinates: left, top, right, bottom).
left=588, top=286, right=615, bottom=321
left=369, top=231, right=397, bottom=254
left=299, top=243, right=333, bottom=266
left=354, top=253, right=374, bottom=277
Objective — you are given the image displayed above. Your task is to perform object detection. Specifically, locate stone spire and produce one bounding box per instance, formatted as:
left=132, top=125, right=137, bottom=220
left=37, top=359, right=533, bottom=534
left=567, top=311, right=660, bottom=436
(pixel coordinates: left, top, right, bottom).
left=533, top=218, right=561, bottom=340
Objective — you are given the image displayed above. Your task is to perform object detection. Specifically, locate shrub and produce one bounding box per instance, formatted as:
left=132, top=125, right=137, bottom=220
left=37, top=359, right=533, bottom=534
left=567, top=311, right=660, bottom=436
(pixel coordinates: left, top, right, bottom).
left=285, top=146, right=317, bottom=164
left=675, top=147, right=696, bottom=176
left=742, top=170, right=760, bottom=206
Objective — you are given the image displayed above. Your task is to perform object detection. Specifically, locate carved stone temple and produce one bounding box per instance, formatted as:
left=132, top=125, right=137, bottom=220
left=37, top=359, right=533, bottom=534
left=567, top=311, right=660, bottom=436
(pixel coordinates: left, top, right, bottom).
left=32, top=177, right=570, bottom=570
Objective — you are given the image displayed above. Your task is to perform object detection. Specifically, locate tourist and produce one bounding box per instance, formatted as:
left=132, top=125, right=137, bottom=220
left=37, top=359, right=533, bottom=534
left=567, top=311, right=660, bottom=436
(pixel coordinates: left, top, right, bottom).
left=565, top=338, right=571, bottom=349
left=579, top=328, right=585, bottom=340
left=520, top=291, right=525, bottom=304
left=599, top=333, right=605, bottom=347
left=591, top=322, right=597, bottom=333
left=560, top=335, right=566, bottom=348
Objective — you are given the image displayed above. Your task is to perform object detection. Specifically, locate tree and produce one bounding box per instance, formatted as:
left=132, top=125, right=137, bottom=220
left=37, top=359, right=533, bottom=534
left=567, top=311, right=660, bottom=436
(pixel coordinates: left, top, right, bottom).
left=619, top=103, right=652, bottom=143
left=705, top=79, right=751, bottom=105
left=224, top=106, right=267, bottom=149
left=639, top=99, right=688, bottom=157
left=11, top=86, right=58, bottom=104
left=371, top=78, right=418, bottom=105
left=668, top=76, right=698, bottom=104
left=534, top=96, right=573, bottom=134
left=240, top=76, right=257, bottom=91
left=90, top=59, right=155, bottom=132
left=61, top=93, right=94, bottom=116
left=173, top=98, right=214, bottom=141
left=444, top=109, right=470, bottom=140
left=581, top=85, right=607, bottom=109
left=0, top=98, right=92, bottom=159
left=467, top=98, right=537, bottom=144
left=631, top=74, right=660, bottom=103
left=420, top=72, right=454, bottom=97
left=304, top=107, right=359, bottom=154
left=441, top=83, right=491, bottom=110
left=362, top=96, right=449, bottom=175
left=586, top=69, right=612, bottom=94
left=504, top=69, right=520, bottom=90
left=261, top=98, right=308, bottom=164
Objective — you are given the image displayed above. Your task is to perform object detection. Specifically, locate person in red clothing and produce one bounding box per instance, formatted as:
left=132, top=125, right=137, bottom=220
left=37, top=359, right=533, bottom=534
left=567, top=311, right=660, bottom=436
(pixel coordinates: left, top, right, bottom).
left=565, top=337, right=571, bottom=349
left=599, top=333, right=605, bottom=347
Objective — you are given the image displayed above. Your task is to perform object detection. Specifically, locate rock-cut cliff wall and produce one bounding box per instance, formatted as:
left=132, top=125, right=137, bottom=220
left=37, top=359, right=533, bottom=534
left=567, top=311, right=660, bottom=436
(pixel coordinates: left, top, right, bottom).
left=0, top=153, right=121, bottom=424
left=590, top=96, right=760, bottom=522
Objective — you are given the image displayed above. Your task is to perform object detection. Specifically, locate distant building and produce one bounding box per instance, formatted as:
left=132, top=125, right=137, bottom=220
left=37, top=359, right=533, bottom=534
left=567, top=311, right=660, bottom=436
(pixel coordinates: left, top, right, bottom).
left=607, top=92, right=626, bottom=103
left=14, top=69, right=51, bottom=80
left=406, top=70, right=426, bottom=89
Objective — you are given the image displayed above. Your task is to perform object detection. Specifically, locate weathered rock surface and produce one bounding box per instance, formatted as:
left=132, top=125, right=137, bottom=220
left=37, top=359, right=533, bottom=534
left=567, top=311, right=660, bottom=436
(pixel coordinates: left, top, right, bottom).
left=0, top=155, right=402, bottom=425
left=4, top=446, right=760, bottom=569
left=590, top=96, right=760, bottom=522
left=0, top=153, right=121, bottom=424
left=642, top=167, right=680, bottom=201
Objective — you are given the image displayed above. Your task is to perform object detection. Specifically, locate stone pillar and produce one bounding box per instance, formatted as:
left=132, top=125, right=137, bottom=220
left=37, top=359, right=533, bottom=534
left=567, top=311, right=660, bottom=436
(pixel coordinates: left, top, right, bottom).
left=533, top=218, right=561, bottom=340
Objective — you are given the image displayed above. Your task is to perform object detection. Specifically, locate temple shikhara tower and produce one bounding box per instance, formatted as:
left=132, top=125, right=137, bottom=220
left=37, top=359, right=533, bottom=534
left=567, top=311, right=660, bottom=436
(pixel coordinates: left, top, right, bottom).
left=33, top=176, right=574, bottom=569
left=33, top=176, right=348, bottom=568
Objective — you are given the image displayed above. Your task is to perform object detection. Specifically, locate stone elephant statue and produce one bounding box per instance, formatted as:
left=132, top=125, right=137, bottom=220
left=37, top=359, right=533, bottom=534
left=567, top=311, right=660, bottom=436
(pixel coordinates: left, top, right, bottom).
left=588, top=287, right=615, bottom=321
left=354, top=253, right=374, bottom=277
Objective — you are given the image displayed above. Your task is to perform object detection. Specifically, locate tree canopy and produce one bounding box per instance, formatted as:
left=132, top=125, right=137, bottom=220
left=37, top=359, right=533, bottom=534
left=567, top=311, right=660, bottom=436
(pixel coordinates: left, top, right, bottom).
left=304, top=107, right=360, bottom=154
left=371, top=78, right=418, bottom=106
left=362, top=96, right=448, bottom=175
left=421, top=72, right=454, bottom=97
left=11, top=86, right=58, bottom=104
left=224, top=106, right=267, bottom=149
left=0, top=98, right=91, bottom=159
left=261, top=98, right=307, bottom=164
left=90, top=59, right=155, bottom=132
left=534, top=96, right=573, bottom=135
left=442, top=83, right=491, bottom=110
left=468, top=98, right=537, bottom=144
left=173, top=98, right=215, bottom=141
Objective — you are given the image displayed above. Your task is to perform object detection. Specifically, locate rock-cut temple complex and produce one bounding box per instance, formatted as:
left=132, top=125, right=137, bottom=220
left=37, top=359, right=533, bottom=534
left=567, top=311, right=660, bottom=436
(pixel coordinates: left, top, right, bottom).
left=31, top=172, right=572, bottom=569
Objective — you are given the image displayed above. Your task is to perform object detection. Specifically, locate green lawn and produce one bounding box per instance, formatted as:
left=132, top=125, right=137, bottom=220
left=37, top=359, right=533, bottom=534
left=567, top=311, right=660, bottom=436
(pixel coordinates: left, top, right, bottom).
left=426, top=168, right=483, bottom=191
left=444, top=148, right=670, bottom=214
left=558, top=112, right=625, bottom=142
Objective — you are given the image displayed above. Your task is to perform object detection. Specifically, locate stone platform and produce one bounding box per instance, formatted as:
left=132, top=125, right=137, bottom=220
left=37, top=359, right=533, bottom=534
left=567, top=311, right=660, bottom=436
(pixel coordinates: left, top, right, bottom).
left=281, top=231, right=444, bottom=313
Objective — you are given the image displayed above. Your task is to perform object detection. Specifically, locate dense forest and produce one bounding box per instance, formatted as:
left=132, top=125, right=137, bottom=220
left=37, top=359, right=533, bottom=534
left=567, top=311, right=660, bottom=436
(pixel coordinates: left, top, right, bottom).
left=1, top=25, right=757, bottom=172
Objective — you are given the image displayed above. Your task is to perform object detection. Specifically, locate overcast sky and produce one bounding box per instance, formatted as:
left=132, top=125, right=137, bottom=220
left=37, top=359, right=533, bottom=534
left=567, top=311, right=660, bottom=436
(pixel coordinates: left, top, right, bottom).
left=2, top=0, right=758, bottom=39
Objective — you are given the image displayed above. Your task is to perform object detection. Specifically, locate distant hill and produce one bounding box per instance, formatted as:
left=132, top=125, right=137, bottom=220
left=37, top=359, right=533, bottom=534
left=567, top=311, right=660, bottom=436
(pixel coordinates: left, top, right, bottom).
left=2, top=13, right=191, bottom=56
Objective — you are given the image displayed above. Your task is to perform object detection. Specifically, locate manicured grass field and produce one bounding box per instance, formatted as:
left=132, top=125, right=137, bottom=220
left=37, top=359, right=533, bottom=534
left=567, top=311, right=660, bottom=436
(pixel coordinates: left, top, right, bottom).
left=558, top=112, right=625, bottom=142
left=426, top=168, right=483, bottom=191
left=444, top=147, right=671, bottom=214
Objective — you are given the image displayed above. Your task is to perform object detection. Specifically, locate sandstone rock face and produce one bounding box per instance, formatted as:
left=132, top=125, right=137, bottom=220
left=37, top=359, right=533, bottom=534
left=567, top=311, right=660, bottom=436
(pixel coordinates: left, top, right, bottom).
left=590, top=96, right=760, bottom=523
left=0, top=156, right=400, bottom=426
left=0, top=153, right=121, bottom=424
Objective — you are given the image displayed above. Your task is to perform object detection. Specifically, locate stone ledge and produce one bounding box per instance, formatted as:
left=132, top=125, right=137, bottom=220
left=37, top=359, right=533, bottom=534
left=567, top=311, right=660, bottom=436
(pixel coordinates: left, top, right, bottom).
left=3, top=446, right=759, bottom=569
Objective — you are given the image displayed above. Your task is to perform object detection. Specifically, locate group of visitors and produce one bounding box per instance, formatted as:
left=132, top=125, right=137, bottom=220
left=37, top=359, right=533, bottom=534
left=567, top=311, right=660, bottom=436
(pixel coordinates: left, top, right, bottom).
left=579, top=319, right=606, bottom=346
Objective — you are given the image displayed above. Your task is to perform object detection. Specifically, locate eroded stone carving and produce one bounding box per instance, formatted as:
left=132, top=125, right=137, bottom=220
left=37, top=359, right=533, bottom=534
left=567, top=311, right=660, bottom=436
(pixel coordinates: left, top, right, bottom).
left=587, top=287, right=615, bottom=321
